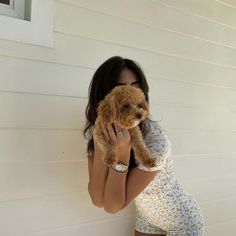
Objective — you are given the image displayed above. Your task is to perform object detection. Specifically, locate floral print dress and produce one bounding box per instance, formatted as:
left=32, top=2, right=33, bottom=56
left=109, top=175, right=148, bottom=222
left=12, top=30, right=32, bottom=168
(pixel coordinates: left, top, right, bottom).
left=134, top=119, right=205, bottom=235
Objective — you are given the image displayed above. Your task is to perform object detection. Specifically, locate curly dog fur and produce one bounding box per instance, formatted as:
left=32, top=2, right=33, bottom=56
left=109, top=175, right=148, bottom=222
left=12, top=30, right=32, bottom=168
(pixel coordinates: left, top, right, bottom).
left=93, top=85, right=156, bottom=168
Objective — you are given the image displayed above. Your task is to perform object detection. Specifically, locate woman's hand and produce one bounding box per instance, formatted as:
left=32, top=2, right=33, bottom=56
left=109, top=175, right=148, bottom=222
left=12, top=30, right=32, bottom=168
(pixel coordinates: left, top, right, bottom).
left=101, top=122, right=131, bottom=165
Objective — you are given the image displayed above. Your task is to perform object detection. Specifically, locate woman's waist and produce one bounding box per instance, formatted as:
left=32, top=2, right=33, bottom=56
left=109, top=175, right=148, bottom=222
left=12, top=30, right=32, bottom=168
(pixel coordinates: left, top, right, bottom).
left=135, top=175, right=184, bottom=199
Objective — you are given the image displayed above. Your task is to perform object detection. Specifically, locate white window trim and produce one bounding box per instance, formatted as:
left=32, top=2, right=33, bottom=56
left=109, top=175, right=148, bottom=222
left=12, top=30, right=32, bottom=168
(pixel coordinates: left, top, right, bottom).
left=0, top=0, right=54, bottom=48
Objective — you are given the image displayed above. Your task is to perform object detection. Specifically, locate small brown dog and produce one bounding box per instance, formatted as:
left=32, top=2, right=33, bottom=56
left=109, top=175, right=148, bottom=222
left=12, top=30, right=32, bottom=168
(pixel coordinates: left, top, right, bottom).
left=93, top=85, right=156, bottom=168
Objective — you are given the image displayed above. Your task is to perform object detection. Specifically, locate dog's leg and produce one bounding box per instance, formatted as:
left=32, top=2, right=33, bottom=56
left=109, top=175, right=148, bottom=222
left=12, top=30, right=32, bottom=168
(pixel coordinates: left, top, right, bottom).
left=129, top=127, right=156, bottom=168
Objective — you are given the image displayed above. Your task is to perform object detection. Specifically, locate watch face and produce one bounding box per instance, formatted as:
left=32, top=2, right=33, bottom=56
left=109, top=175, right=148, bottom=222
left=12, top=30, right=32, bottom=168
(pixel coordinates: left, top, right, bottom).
left=117, top=163, right=127, bottom=171
left=112, top=162, right=128, bottom=172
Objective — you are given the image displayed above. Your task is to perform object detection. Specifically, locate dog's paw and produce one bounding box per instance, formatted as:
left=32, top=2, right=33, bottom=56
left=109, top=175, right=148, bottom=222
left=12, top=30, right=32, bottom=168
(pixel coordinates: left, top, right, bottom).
left=143, top=157, right=156, bottom=168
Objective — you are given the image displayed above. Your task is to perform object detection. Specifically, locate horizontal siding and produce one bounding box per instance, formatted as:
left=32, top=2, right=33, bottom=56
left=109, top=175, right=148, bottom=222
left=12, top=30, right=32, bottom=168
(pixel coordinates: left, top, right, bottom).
left=0, top=191, right=135, bottom=236
left=0, top=129, right=87, bottom=163
left=154, top=0, right=236, bottom=28
left=0, top=161, right=88, bottom=202
left=148, top=78, right=236, bottom=110
left=180, top=176, right=236, bottom=202
left=54, top=1, right=236, bottom=67
left=0, top=93, right=86, bottom=129
left=201, top=197, right=236, bottom=225
left=1, top=34, right=236, bottom=89
left=58, top=0, right=236, bottom=47
left=30, top=215, right=136, bottom=236
left=169, top=130, right=236, bottom=154
left=174, top=154, right=236, bottom=179
left=151, top=105, right=236, bottom=131
left=205, top=219, right=236, bottom=235
left=0, top=157, right=235, bottom=202
left=0, top=56, right=92, bottom=97
left=1, top=56, right=236, bottom=109
left=0, top=0, right=235, bottom=235
left=0, top=92, right=236, bottom=131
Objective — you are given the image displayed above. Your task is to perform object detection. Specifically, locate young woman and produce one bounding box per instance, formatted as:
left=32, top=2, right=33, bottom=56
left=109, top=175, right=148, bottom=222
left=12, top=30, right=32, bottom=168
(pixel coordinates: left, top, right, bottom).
left=84, top=56, right=205, bottom=236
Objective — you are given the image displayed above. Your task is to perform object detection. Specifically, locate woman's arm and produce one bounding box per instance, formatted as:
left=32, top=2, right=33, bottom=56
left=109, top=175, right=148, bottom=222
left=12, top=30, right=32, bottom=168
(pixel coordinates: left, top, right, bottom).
left=103, top=152, right=130, bottom=213
left=88, top=139, right=109, bottom=207
left=102, top=123, right=131, bottom=213
left=88, top=122, right=131, bottom=212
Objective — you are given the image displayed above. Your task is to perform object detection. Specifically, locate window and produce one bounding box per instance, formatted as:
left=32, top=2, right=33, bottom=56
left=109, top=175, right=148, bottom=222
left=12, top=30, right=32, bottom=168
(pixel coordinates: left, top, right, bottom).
left=0, top=0, right=30, bottom=20
left=0, top=0, right=54, bottom=48
left=0, top=0, right=10, bottom=5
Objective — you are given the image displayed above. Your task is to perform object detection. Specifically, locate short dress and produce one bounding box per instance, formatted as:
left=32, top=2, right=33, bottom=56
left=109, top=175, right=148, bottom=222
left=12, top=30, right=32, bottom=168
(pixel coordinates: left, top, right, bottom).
left=134, top=119, right=205, bottom=236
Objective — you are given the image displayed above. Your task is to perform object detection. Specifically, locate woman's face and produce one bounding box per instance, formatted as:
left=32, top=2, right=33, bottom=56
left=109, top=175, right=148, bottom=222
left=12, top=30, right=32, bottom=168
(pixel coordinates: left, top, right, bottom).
left=116, top=68, right=140, bottom=88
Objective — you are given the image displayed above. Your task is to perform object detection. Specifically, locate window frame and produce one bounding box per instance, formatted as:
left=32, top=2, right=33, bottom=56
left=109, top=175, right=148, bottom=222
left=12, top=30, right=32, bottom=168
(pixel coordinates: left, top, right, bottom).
left=0, top=0, right=54, bottom=48
left=0, top=0, right=27, bottom=20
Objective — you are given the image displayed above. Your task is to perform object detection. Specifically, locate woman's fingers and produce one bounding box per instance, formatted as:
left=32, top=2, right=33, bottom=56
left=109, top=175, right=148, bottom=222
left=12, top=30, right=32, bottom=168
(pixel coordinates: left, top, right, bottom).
left=122, top=128, right=130, bottom=139
left=106, top=124, right=117, bottom=143
left=114, top=122, right=123, bottom=137
left=114, top=122, right=130, bottom=139
left=101, top=123, right=110, bottom=140
left=102, top=122, right=130, bottom=143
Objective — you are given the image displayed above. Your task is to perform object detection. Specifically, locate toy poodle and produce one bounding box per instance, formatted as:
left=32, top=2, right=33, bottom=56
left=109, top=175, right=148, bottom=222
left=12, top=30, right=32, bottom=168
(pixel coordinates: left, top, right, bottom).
left=93, top=85, right=156, bottom=168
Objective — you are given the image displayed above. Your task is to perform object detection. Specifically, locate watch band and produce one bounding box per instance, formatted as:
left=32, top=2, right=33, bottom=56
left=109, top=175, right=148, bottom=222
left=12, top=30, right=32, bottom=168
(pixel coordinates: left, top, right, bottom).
left=111, top=161, right=129, bottom=173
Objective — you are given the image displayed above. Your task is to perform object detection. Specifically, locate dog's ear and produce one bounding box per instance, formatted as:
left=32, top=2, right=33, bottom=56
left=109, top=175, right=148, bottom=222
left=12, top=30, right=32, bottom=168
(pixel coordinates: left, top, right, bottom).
left=98, top=95, right=117, bottom=124
left=141, top=99, right=149, bottom=112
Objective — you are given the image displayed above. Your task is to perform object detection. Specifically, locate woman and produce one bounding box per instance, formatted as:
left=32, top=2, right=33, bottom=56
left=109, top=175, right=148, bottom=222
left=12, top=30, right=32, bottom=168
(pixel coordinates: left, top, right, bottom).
left=84, top=56, right=205, bottom=236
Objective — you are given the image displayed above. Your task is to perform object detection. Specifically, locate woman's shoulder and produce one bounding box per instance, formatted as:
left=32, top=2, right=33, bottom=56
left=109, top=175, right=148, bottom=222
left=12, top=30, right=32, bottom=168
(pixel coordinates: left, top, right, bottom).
left=135, top=118, right=172, bottom=171
left=141, top=118, right=165, bottom=135
left=85, top=124, right=95, bottom=140
left=141, top=118, right=171, bottom=146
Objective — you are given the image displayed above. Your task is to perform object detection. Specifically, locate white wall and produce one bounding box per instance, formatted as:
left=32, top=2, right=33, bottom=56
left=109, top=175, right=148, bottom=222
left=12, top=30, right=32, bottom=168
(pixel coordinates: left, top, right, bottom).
left=0, top=0, right=235, bottom=235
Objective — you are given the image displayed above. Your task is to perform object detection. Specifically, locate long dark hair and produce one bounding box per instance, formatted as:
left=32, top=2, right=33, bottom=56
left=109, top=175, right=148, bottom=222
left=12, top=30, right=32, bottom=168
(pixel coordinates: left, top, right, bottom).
left=83, top=56, right=150, bottom=170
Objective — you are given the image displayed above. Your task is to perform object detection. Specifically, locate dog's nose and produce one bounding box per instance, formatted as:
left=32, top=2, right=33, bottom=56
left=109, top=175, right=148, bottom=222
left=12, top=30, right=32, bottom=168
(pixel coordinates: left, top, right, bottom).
left=136, top=112, right=142, bottom=119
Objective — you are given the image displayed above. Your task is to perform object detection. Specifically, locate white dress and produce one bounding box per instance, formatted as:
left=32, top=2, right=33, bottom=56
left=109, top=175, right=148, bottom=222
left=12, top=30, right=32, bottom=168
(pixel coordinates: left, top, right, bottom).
left=134, top=119, right=205, bottom=235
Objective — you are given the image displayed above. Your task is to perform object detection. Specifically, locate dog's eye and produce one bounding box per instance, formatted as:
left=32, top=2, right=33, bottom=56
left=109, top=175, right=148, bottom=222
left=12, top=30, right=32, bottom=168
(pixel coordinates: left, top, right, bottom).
left=137, top=104, right=143, bottom=108
left=123, top=104, right=130, bottom=108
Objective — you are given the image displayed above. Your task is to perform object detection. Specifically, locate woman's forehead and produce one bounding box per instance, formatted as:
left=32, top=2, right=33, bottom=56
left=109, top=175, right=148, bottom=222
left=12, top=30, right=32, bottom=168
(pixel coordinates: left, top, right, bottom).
left=118, top=69, right=138, bottom=84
